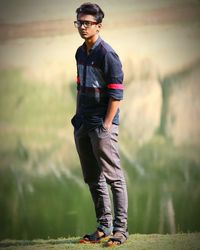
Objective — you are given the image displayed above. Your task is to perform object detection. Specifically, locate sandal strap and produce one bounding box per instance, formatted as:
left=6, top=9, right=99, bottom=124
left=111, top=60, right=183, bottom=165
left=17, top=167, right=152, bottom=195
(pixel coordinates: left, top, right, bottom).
left=108, top=231, right=127, bottom=244
left=83, top=228, right=111, bottom=242
left=83, top=233, right=97, bottom=241
left=97, top=225, right=112, bottom=236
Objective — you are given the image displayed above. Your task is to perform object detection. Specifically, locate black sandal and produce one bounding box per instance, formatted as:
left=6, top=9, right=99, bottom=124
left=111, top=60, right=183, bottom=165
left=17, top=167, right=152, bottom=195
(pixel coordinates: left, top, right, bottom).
left=79, top=228, right=111, bottom=244
left=106, top=231, right=127, bottom=247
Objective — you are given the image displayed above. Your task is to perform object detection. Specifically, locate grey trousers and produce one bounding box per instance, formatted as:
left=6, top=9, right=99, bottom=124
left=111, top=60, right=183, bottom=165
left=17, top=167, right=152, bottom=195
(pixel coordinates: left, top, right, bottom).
left=74, top=124, right=128, bottom=234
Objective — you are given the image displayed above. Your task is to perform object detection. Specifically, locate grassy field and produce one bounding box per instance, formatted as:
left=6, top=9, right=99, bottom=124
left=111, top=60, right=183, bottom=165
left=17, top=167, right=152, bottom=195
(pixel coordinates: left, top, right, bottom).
left=0, top=233, right=200, bottom=250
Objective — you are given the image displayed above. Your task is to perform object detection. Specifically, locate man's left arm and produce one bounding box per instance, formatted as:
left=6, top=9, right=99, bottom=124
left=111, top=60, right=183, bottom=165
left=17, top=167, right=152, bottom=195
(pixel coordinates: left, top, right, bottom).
left=103, top=97, right=120, bottom=130
left=103, top=51, right=124, bottom=130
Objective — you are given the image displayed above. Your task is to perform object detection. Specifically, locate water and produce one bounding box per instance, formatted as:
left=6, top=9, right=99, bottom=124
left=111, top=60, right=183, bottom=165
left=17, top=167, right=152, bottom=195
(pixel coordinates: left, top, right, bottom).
left=0, top=136, right=200, bottom=240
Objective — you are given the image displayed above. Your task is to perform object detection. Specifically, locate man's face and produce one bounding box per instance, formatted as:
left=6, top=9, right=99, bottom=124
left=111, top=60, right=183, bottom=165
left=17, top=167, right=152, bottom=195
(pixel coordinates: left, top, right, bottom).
left=77, top=14, right=101, bottom=40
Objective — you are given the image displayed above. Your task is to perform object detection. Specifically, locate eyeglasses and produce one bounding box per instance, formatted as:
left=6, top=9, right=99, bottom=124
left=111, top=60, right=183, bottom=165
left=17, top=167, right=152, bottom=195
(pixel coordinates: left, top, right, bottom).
left=74, top=20, right=98, bottom=28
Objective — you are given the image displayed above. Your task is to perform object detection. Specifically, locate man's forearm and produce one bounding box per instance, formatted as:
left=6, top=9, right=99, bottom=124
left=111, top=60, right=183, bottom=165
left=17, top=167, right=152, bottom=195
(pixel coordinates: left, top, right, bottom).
left=103, top=97, right=121, bottom=130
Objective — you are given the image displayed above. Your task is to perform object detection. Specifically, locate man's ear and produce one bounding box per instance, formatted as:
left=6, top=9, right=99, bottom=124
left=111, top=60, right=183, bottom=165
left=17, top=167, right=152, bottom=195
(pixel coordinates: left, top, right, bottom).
left=97, top=23, right=102, bottom=32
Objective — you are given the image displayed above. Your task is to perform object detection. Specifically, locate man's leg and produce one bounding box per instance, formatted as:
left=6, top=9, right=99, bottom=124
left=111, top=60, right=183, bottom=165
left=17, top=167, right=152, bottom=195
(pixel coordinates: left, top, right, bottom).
left=88, top=174, right=113, bottom=230
left=74, top=126, right=113, bottom=231
left=89, top=125, right=128, bottom=235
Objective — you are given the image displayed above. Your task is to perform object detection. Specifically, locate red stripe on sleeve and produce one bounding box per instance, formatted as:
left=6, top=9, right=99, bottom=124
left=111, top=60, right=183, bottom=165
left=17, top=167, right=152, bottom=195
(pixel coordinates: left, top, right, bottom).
left=107, top=83, right=124, bottom=90
left=77, top=77, right=80, bottom=84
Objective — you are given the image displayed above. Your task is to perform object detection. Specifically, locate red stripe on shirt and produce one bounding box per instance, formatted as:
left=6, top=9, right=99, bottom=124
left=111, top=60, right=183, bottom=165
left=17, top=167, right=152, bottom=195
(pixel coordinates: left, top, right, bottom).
left=77, top=77, right=80, bottom=84
left=107, top=83, right=124, bottom=90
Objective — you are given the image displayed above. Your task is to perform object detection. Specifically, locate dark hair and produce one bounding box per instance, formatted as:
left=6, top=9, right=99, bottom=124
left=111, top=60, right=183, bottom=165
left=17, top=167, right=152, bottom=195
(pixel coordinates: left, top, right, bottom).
left=76, top=2, right=104, bottom=23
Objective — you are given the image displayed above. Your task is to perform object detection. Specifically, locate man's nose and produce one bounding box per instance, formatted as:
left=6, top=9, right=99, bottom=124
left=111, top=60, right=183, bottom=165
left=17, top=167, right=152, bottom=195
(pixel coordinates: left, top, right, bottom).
left=80, top=23, right=86, bottom=29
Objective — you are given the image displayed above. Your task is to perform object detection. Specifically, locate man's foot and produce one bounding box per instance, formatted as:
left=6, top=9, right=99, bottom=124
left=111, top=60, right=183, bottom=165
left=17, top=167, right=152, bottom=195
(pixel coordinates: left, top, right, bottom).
left=79, top=228, right=111, bottom=244
left=105, top=231, right=127, bottom=247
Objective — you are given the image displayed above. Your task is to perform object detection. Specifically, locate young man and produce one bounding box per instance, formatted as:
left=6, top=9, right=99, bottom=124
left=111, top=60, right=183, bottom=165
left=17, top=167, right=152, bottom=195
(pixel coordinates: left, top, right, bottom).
left=71, top=2, right=128, bottom=246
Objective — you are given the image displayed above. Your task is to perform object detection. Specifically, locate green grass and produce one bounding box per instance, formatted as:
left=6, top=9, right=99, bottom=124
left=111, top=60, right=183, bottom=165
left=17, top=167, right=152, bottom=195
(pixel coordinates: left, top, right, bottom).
left=0, top=233, right=200, bottom=250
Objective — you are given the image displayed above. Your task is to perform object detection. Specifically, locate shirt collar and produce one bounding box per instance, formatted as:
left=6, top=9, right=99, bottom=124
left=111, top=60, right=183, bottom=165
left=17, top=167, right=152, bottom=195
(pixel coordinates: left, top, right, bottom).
left=90, top=36, right=102, bottom=51
left=82, top=36, right=102, bottom=53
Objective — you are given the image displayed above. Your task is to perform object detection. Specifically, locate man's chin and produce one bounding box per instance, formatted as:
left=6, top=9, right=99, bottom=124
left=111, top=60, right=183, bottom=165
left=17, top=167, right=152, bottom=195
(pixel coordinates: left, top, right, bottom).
left=80, top=33, right=88, bottom=39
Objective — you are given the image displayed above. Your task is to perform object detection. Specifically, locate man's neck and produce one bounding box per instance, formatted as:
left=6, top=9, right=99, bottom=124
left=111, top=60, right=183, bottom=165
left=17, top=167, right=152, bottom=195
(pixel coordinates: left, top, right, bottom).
left=85, top=34, right=99, bottom=53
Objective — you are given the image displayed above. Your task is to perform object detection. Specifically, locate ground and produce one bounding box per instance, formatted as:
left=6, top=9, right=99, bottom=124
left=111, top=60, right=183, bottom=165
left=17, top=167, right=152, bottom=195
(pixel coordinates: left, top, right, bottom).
left=0, top=233, right=200, bottom=250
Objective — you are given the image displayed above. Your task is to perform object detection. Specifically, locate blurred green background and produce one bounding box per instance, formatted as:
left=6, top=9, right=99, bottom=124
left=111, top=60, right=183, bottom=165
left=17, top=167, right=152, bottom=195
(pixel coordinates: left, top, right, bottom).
left=0, top=0, right=200, bottom=240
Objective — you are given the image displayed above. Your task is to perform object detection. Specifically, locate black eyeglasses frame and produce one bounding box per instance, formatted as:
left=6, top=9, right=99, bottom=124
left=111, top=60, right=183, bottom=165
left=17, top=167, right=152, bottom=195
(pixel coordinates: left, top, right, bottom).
left=74, top=20, right=98, bottom=28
